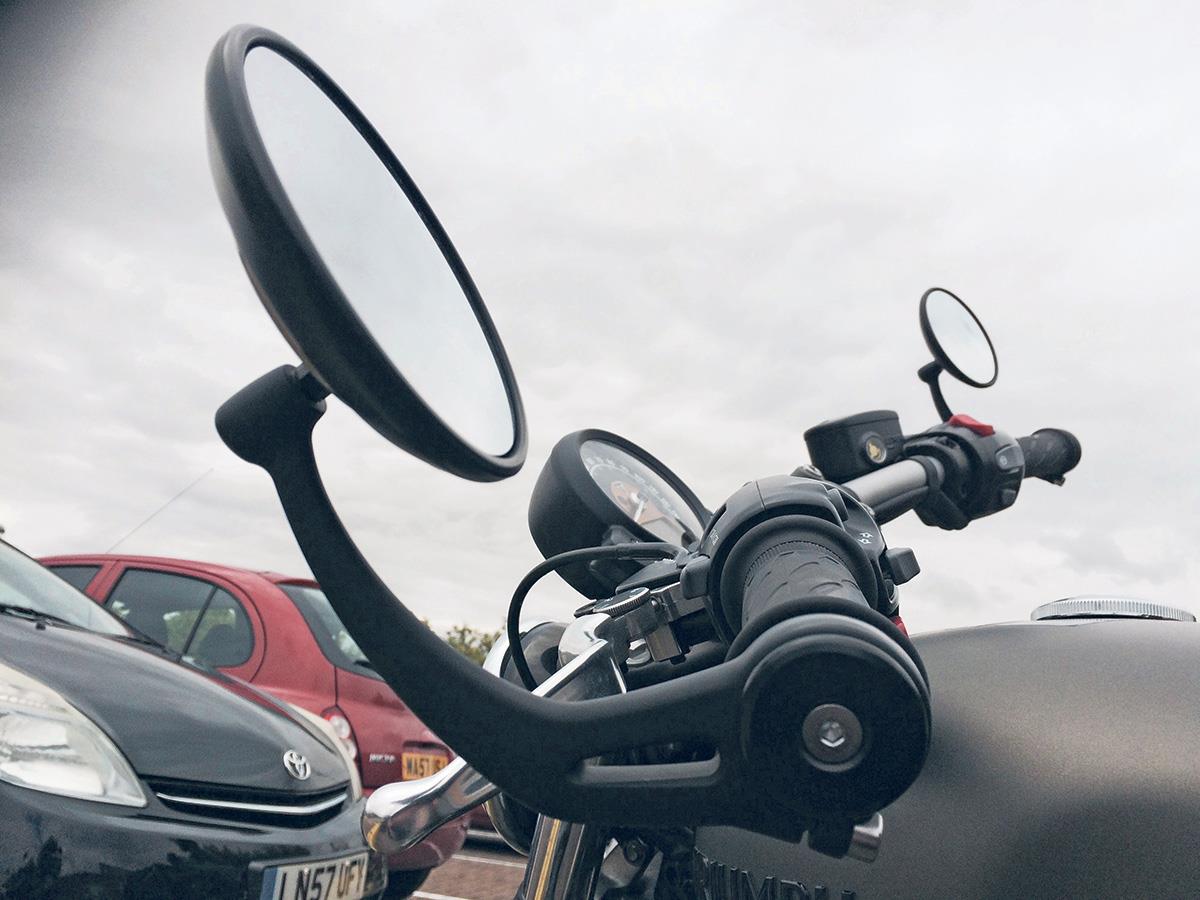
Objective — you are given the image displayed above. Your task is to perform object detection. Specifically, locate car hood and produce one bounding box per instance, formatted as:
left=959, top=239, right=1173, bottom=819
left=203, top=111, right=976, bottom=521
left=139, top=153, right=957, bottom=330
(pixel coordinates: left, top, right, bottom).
left=0, top=615, right=347, bottom=792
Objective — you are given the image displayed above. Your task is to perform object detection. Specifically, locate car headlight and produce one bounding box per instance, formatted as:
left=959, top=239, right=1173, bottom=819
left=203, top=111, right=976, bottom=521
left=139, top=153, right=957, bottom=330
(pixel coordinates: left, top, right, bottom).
left=0, top=662, right=146, bottom=807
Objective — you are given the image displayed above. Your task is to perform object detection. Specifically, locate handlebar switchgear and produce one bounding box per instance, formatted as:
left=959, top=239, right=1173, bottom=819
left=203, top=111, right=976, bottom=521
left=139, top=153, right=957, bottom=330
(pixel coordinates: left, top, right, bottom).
left=904, top=420, right=1081, bottom=530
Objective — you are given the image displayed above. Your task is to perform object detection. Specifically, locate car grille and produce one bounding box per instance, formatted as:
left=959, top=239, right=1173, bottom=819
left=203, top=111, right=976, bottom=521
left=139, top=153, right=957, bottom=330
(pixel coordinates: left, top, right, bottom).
left=146, top=777, right=350, bottom=828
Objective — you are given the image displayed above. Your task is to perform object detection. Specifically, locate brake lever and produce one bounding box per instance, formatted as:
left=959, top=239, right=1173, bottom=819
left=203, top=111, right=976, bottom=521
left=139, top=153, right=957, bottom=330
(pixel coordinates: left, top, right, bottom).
left=362, top=615, right=626, bottom=854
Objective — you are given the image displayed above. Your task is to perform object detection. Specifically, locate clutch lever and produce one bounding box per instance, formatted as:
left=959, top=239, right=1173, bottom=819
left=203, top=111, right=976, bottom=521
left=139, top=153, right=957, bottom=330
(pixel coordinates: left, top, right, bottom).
left=362, top=615, right=627, bottom=854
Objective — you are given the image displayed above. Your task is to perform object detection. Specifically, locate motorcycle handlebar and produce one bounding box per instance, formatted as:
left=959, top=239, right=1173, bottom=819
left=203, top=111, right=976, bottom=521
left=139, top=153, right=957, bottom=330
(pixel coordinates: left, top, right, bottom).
left=843, top=459, right=936, bottom=518
left=844, top=427, right=1081, bottom=519
left=1018, top=428, right=1082, bottom=485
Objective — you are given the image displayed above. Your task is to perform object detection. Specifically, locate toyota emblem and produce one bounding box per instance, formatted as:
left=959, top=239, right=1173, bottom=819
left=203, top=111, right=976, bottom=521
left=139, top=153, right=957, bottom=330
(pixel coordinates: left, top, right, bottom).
left=283, top=749, right=311, bottom=781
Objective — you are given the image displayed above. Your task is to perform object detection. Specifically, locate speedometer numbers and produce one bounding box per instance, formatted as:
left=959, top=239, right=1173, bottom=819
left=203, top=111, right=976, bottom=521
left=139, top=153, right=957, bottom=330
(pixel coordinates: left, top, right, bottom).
left=580, top=440, right=703, bottom=545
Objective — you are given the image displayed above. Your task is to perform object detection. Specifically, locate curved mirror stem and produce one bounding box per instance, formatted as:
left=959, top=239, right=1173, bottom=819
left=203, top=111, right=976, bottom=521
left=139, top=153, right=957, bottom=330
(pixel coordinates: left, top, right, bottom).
left=918, top=361, right=953, bottom=421
left=217, top=366, right=746, bottom=829
left=217, top=366, right=569, bottom=785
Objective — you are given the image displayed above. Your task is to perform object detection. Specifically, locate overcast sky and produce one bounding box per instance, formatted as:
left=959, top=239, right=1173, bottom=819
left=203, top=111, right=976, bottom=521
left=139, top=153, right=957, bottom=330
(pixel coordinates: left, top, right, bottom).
left=1, top=1, right=1197, bottom=638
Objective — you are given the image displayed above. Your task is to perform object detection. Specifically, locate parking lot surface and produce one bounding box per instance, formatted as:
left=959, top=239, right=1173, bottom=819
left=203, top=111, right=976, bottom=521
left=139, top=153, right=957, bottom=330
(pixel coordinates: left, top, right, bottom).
left=414, top=838, right=526, bottom=900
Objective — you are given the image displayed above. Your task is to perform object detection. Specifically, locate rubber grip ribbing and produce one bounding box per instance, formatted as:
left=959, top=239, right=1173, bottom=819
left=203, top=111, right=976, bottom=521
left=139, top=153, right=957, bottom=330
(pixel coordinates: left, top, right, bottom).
left=741, top=541, right=867, bottom=629
left=1017, top=428, right=1081, bottom=484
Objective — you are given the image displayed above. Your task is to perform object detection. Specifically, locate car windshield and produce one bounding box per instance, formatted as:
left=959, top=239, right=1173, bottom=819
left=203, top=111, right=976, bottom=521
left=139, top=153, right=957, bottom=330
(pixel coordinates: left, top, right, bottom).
left=0, top=542, right=129, bottom=636
left=279, top=583, right=374, bottom=674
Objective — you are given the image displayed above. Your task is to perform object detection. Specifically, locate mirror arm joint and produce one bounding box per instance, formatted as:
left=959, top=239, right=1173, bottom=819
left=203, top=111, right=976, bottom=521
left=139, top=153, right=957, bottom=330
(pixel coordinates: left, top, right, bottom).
left=294, top=363, right=333, bottom=403
left=215, top=364, right=327, bottom=471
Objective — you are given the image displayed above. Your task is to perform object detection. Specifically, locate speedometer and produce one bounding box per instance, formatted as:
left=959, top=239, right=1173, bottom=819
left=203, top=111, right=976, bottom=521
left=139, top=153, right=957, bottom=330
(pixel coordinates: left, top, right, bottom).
left=579, top=440, right=704, bottom=544
left=528, top=429, right=710, bottom=598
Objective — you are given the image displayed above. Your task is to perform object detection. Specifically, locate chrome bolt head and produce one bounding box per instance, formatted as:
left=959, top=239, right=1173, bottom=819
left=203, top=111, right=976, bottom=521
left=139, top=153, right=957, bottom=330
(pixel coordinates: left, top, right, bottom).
left=802, top=703, right=864, bottom=767
left=818, top=719, right=847, bottom=748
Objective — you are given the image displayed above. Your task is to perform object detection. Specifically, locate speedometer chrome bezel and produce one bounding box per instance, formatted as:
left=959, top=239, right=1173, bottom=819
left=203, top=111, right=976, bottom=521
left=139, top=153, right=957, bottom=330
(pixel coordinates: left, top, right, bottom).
left=528, top=429, right=710, bottom=598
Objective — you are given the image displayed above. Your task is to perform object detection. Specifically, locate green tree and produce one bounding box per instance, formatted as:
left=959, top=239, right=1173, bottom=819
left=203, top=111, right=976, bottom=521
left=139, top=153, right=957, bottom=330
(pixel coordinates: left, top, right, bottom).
left=444, top=624, right=501, bottom=665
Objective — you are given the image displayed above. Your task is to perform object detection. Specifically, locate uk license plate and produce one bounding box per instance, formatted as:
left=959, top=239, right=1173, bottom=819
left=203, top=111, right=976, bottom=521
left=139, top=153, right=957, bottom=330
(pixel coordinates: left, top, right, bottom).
left=402, top=751, right=448, bottom=779
left=261, top=851, right=370, bottom=900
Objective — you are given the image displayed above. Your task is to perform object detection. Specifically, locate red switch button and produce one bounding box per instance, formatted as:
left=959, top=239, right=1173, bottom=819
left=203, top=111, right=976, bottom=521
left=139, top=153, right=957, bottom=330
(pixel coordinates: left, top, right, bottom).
left=947, top=414, right=995, bottom=437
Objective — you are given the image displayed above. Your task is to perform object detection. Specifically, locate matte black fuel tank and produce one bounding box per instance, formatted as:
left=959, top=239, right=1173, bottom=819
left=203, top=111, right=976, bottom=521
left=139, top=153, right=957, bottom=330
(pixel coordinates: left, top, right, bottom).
left=694, top=618, right=1200, bottom=898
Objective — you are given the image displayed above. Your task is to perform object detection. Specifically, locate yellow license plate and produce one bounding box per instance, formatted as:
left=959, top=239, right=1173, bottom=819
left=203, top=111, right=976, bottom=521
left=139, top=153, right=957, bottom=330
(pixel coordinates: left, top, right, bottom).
left=402, top=752, right=448, bottom=780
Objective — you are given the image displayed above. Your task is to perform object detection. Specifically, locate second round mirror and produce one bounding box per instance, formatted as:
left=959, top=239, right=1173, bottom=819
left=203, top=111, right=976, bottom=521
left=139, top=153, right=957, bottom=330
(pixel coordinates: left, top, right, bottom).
left=919, top=288, right=998, bottom=388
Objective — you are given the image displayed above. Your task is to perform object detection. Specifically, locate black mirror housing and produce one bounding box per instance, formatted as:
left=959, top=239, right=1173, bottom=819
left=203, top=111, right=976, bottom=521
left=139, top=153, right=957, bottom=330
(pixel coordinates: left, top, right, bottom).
left=916, top=287, right=998, bottom=421
left=206, top=25, right=526, bottom=482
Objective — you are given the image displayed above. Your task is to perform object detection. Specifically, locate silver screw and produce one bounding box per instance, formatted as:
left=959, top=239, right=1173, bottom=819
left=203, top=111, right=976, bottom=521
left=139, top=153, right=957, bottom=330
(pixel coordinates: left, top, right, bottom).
left=818, top=719, right=846, bottom=748
left=802, top=703, right=864, bottom=767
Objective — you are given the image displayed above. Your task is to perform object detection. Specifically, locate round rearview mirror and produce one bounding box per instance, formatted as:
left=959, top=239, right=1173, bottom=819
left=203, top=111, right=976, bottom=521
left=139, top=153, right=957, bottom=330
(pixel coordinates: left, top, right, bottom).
left=205, top=26, right=526, bottom=481
left=918, top=288, right=997, bottom=388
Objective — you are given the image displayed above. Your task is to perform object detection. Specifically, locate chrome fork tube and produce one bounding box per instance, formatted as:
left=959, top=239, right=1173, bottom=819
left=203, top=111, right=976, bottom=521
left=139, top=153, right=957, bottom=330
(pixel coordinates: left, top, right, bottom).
left=514, top=615, right=628, bottom=900
left=515, top=818, right=608, bottom=900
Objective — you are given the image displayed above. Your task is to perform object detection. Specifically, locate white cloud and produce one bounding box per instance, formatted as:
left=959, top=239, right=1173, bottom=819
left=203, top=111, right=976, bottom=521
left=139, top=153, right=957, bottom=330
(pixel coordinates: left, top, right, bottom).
left=1, top=0, right=1197, bottom=640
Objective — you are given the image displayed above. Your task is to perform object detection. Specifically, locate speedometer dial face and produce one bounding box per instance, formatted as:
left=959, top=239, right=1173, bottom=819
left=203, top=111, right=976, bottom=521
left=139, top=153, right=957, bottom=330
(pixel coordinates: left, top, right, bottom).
left=580, top=440, right=704, bottom=544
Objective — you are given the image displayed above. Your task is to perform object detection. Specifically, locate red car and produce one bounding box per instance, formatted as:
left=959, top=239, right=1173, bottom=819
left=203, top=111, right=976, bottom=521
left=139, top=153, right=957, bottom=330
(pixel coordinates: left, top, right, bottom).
left=40, top=554, right=466, bottom=897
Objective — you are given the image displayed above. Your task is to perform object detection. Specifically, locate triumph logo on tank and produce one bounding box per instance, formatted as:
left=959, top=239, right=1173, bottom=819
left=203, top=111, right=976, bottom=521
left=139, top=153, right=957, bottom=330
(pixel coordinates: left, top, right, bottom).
left=694, top=852, right=856, bottom=900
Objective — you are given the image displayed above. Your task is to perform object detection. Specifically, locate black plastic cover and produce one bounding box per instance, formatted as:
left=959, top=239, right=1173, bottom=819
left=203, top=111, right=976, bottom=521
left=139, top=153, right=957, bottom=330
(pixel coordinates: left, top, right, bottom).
left=804, top=411, right=903, bottom=483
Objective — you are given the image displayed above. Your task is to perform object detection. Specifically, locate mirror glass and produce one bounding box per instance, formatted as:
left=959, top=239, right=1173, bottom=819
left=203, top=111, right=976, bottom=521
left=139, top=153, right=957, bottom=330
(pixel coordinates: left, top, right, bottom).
left=922, top=289, right=997, bottom=386
left=242, top=47, right=514, bottom=455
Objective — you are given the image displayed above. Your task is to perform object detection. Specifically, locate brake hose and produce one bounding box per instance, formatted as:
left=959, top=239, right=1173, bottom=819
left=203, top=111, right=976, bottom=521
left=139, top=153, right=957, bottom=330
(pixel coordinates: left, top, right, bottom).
left=506, top=543, right=683, bottom=690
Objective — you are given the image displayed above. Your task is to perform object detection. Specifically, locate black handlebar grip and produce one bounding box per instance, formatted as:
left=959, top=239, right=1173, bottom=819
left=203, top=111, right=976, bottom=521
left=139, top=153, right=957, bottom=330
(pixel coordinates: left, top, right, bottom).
left=741, top=541, right=867, bottom=629
left=1018, top=428, right=1082, bottom=485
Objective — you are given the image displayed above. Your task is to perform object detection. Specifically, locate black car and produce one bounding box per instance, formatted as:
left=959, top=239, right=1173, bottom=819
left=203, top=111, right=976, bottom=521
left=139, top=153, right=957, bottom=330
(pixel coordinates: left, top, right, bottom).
left=0, top=539, right=387, bottom=899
